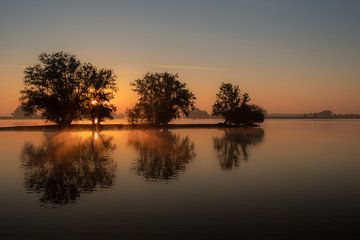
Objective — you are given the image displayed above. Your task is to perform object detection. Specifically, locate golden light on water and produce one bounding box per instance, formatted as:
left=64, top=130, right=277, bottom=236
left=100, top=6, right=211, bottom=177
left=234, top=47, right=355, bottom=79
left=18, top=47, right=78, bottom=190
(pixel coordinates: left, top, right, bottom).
left=93, top=131, right=99, bottom=141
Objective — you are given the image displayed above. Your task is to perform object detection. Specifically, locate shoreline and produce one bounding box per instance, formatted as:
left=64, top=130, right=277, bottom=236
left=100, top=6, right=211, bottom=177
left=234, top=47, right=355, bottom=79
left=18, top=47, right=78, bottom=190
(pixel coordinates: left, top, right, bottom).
left=0, top=123, right=261, bottom=131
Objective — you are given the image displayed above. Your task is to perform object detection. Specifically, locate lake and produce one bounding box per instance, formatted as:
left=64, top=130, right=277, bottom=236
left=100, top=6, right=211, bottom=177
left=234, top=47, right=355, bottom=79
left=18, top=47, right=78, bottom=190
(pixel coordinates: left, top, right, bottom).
left=0, top=119, right=359, bottom=239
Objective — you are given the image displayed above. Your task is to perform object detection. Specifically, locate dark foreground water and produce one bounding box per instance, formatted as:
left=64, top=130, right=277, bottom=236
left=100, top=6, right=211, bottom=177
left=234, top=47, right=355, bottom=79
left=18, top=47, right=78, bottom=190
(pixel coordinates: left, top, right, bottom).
left=0, top=119, right=359, bottom=239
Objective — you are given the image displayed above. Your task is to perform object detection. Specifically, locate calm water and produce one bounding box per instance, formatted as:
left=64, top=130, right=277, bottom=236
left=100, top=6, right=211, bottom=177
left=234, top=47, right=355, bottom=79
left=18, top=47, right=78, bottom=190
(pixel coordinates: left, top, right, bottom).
left=0, top=119, right=359, bottom=239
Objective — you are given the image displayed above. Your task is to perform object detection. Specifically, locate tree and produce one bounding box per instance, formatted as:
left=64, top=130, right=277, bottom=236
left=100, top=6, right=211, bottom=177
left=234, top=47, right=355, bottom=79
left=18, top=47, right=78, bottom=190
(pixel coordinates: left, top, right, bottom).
left=212, top=82, right=265, bottom=126
left=212, top=83, right=242, bottom=124
left=20, top=52, right=117, bottom=127
left=77, top=63, right=117, bottom=125
left=127, top=72, right=196, bottom=125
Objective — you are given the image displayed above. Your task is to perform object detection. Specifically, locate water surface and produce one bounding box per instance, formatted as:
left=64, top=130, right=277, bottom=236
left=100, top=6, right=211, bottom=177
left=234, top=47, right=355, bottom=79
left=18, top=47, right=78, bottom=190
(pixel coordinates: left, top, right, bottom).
left=0, top=119, right=359, bottom=239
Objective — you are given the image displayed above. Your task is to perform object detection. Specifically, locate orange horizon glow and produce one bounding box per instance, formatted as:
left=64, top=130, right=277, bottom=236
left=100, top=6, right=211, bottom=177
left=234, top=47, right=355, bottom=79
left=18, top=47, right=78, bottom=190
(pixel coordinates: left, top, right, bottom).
left=1, top=64, right=359, bottom=116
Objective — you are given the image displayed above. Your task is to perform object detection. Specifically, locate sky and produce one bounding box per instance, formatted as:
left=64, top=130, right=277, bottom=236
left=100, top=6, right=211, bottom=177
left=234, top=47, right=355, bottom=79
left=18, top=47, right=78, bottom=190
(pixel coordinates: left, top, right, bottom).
left=1, top=0, right=360, bottom=115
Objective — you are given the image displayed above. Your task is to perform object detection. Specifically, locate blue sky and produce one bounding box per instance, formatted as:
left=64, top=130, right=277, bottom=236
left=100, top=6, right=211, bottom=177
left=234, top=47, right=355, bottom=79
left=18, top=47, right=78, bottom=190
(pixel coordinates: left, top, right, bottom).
left=1, top=0, right=360, bottom=114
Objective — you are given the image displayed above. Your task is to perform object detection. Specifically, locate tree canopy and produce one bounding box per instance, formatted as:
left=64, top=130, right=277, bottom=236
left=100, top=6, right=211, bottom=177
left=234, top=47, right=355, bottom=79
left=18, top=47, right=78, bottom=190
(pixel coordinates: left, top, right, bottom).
left=20, top=52, right=117, bottom=126
left=77, top=63, right=117, bottom=124
left=212, top=82, right=265, bottom=125
left=127, top=72, right=196, bottom=125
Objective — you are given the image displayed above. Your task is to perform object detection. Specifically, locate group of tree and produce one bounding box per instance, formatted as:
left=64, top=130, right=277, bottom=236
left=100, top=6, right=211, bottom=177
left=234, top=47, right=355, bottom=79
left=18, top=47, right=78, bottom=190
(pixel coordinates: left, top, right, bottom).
left=125, top=74, right=264, bottom=126
left=212, top=83, right=265, bottom=126
left=20, top=51, right=265, bottom=127
left=126, top=72, right=196, bottom=125
left=20, top=52, right=117, bottom=127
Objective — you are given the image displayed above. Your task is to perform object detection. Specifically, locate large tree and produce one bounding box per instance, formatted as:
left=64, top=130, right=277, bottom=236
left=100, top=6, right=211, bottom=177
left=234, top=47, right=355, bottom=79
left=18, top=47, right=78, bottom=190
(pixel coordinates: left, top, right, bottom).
left=127, top=72, right=196, bottom=125
left=77, top=63, right=117, bottom=125
left=212, top=83, right=242, bottom=124
left=212, top=82, right=265, bottom=125
left=20, top=52, right=117, bottom=126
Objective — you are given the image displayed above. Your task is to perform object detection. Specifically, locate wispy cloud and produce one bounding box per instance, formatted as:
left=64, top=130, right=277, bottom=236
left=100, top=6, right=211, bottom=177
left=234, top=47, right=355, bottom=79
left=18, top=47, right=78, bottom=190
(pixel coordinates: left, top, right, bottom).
left=152, top=64, right=230, bottom=72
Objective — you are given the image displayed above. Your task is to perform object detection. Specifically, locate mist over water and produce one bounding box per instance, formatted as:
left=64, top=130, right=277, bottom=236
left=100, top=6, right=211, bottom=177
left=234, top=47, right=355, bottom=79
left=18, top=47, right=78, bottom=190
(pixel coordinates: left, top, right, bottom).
left=0, top=119, right=359, bottom=239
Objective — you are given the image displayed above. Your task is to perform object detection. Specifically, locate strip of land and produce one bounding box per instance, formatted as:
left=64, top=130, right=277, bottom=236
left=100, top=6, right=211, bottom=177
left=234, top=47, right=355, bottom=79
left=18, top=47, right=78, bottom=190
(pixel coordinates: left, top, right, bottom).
left=0, top=123, right=262, bottom=131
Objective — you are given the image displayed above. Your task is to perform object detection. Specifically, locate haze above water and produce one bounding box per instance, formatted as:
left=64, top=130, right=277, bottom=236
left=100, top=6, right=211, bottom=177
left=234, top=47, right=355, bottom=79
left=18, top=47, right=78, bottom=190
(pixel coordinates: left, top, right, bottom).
left=0, top=119, right=359, bottom=239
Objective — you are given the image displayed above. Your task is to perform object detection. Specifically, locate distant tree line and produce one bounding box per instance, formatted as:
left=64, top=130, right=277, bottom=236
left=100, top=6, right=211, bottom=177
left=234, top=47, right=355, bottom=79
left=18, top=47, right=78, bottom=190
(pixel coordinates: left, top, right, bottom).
left=20, top=51, right=265, bottom=127
left=188, top=108, right=211, bottom=119
left=268, top=110, right=360, bottom=119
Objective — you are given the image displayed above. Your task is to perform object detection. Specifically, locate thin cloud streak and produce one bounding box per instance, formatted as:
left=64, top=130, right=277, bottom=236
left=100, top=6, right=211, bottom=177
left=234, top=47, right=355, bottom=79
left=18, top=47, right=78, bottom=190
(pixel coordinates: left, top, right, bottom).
left=153, top=64, right=230, bottom=72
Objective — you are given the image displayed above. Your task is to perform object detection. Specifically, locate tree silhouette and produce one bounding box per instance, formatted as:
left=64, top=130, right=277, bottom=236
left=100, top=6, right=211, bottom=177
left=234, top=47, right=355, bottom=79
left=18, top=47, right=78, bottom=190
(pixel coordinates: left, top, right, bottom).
left=126, top=72, right=196, bottom=125
left=128, top=130, right=196, bottom=181
left=213, top=128, right=264, bottom=170
left=77, top=63, right=117, bottom=125
left=212, top=83, right=242, bottom=124
left=21, top=131, right=116, bottom=206
left=20, top=52, right=117, bottom=127
left=212, top=83, right=265, bottom=125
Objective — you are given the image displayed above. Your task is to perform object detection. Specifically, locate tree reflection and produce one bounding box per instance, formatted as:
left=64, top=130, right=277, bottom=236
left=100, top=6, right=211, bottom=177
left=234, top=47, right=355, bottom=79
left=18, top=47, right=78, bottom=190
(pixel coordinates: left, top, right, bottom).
left=21, top=131, right=116, bottom=206
left=128, top=130, right=195, bottom=181
left=213, top=128, right=264, bottom=170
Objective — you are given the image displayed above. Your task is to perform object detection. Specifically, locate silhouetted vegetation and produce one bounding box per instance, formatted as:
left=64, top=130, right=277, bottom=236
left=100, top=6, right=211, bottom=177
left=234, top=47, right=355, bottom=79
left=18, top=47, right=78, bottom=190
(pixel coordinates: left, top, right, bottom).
left=11, top=106, right=40, bottom=119
left=259, top=110, right=360, bottom=119
left=126, top=72, right=196, bottom=125
left=212, top=83, right=265, bottom=126
left=18, top=53, right=269, bottom=128
left=20, top=52, right=117, bottom=127
left=77, top=63, right=118, bottom=125
left=213, top=128, right=264, bottom=170
left=128, top=130, right=195, bottom=181
left=21, top=131, right=116, bottom=206
left=188, top=108, right=211, bottom=119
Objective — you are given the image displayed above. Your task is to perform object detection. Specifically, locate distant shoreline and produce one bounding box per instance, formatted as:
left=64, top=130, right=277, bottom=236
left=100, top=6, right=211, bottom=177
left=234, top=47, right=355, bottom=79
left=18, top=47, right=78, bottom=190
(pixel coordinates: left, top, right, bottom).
left=267, top=117, right=360, bottom=119
left=1, top=116, right=360, bottom=120
left=0, top=123, right=264, bottom=131
left=0, top=114, right=360, bottom=121
left=0, top=117, right=41, bottom=120
left=1, top=117, right=359, bottom=131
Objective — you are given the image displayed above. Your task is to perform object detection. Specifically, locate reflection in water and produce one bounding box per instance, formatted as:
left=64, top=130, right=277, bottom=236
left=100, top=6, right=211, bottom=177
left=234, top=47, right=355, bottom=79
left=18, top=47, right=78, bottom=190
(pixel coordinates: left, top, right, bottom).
left=213, top=128, right=264, bottom=170
left=128, top=130, right=195, bottom=181
left=21, top=131, right=116, bottom=206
